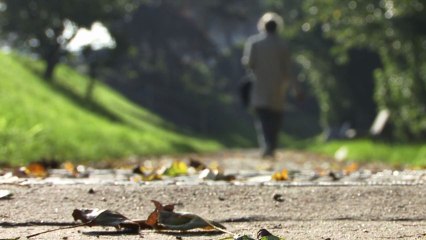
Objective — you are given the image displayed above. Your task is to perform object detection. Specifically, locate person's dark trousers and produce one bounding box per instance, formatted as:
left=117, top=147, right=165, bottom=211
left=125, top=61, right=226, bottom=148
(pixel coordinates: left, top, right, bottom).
left=254, top=108, right=283, bottom=157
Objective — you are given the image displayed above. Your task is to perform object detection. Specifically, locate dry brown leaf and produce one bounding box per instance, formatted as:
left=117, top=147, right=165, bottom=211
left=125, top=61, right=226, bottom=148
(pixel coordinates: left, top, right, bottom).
left=189, top=158, right=207, bottom=171
left=146, top=200, right=226, bottom=231
left=72, top=208, right=140, bottom=231
left=22, top=163, right=48, bottom=178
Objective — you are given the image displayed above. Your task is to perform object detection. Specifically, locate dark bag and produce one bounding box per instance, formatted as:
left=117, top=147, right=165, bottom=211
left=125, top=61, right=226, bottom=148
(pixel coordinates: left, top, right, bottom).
left=239, top=73, right=254, bottom=108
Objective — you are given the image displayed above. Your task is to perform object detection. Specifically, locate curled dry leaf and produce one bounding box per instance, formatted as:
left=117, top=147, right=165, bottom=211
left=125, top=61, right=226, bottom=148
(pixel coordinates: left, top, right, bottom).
left=146, top=200, right=226, bottom=231
left=72, top=208, right=140, bottom=231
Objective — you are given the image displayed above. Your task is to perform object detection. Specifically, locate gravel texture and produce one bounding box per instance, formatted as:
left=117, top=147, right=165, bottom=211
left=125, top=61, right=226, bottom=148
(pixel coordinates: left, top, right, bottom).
left=0, top=150, right=425, bottom=239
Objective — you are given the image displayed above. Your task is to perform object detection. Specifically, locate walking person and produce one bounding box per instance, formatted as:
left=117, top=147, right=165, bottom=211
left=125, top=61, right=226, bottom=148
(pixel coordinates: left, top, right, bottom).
left=242, top=12, right=296, bottom=158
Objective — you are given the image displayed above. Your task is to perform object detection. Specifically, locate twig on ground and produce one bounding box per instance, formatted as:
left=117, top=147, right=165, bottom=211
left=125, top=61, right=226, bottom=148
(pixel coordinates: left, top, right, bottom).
left=26, top=223, right=86, bottom=238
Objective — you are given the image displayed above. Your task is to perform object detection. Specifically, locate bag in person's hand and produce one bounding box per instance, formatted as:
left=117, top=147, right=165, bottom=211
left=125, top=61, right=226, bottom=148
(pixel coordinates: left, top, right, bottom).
left=239, top=73, right=255, bottom=108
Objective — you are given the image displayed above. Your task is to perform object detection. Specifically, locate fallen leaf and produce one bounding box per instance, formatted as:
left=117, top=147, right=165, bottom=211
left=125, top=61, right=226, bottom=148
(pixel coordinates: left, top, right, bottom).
left=189, top=158, right=207, bottom=171
left=199, top=169, right=236, bottom=181
left=23, top=163, right=48, bottom=178
left=63, top=162, right=77, bottom=176
left=146, top=200, right=226, bottom=231
left=343, top=163, right=359, bottom=175
left=0, top=189, right=13, bottom=200
left=208, top=161, right=224, bottom=173
left=130, top=173, right=163, bottom=182
left=72, top=209, right=140, bottom=231
left=271, top=169, right=289, bottom=181
left=63, top=162, right=89, bottom=178
left=164, top=160, right=188, bottom=177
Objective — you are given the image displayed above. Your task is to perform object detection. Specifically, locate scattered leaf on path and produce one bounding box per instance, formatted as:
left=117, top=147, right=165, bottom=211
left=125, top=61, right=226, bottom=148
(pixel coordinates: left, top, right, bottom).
left=199, top=169, right=236, bottom=181
left=343, top=163, right=359, bottom=175
left=21, top=163, right=48, bottom=178
left=272, top=169, right=289, bottom=181
left=189, top=158, right=208, bottom=170
left=164, top=160, right=188, bottom=177
left=72, top=208, right=140, bottom=231
left=146, top=200, right=227, bottom=232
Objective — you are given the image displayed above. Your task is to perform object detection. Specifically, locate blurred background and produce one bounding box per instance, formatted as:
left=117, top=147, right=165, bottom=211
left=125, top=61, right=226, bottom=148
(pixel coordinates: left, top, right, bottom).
left=0, top=0, right=425, bottom=166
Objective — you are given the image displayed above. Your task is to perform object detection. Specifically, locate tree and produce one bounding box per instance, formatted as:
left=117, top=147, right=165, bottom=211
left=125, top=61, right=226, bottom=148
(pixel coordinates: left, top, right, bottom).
left=0, top=0, right=132, bottom=80
left=267, top=0, right=426, bottom=140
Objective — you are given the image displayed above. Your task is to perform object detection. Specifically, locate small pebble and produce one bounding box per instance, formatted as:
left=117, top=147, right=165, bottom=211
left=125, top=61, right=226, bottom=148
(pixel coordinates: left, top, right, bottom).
left=273, top=193, right=285, bottom=202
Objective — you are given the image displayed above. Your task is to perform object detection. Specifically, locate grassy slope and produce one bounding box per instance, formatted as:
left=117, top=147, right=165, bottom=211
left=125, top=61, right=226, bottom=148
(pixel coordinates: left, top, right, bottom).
left=304, top=139, right=426, bottom=167
left=0, top=52, right=221, bottom=166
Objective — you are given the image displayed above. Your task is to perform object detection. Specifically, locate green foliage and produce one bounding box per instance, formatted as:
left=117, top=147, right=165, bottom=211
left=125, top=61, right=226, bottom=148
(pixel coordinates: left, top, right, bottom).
left=0, top=52, right=221, bottom=166
left=0, top=0, right=132, bottom=79
left=267, top=0, right=426, bottom=140
left=307, top=139, right=426, bottom=167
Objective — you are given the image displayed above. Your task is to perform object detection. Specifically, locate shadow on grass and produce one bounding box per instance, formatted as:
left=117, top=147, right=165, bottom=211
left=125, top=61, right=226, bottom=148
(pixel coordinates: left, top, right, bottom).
left=18, top=58, right=123, bottom=123
left=47, top=81, right=123, bottom=123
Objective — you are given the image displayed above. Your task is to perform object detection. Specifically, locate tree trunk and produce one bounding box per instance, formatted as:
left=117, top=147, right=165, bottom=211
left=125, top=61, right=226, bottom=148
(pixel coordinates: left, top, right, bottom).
left=85, top=63, right=97, bottom=101
left=43, top=43, right=61, bottom=81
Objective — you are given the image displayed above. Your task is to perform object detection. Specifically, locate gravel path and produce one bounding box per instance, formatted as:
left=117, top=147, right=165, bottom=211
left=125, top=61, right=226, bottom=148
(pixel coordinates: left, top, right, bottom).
left=0, top=150, right=425, bottom=239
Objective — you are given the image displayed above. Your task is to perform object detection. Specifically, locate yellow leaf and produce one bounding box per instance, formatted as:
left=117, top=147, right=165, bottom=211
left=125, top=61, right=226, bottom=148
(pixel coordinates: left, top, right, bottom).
left=343, top=163, right=359, bottom=175
left=63, top=162, right=77, bottom=176
left=164, top=160, right=188, bottom=177
left=272, top=169, right=289, bottom=181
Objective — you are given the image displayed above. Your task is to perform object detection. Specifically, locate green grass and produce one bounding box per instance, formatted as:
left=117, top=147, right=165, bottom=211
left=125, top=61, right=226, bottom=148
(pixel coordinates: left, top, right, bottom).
left=0, top=52, right=221, bottom=166
left=304, top=138, right=426, bottom=167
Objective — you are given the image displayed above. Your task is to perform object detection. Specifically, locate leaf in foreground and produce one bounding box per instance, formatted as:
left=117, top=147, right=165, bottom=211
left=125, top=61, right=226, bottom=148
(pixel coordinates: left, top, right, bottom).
left=72, top=208, right=140, bottom=231
left=146, top=200, right=227, bottom=232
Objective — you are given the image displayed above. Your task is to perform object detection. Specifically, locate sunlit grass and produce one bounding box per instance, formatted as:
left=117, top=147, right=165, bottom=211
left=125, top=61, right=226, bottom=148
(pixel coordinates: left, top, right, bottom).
left=306, top=139, right=426, bottom=167
left=0, top=52, right=221, bottom=166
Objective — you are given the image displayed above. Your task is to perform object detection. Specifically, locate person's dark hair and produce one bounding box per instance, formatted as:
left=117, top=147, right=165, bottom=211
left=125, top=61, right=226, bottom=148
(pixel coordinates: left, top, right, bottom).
left=265, top=20, right=277, bottom=33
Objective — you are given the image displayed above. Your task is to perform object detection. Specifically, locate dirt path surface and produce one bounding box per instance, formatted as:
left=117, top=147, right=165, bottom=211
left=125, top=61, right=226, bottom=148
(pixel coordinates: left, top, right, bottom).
left=1, top=150, right=425, bottom=239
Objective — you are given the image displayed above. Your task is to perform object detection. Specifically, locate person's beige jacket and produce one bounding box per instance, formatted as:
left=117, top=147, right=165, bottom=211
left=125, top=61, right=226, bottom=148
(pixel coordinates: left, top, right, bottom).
left=242, top=33, right=292, bottom=111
